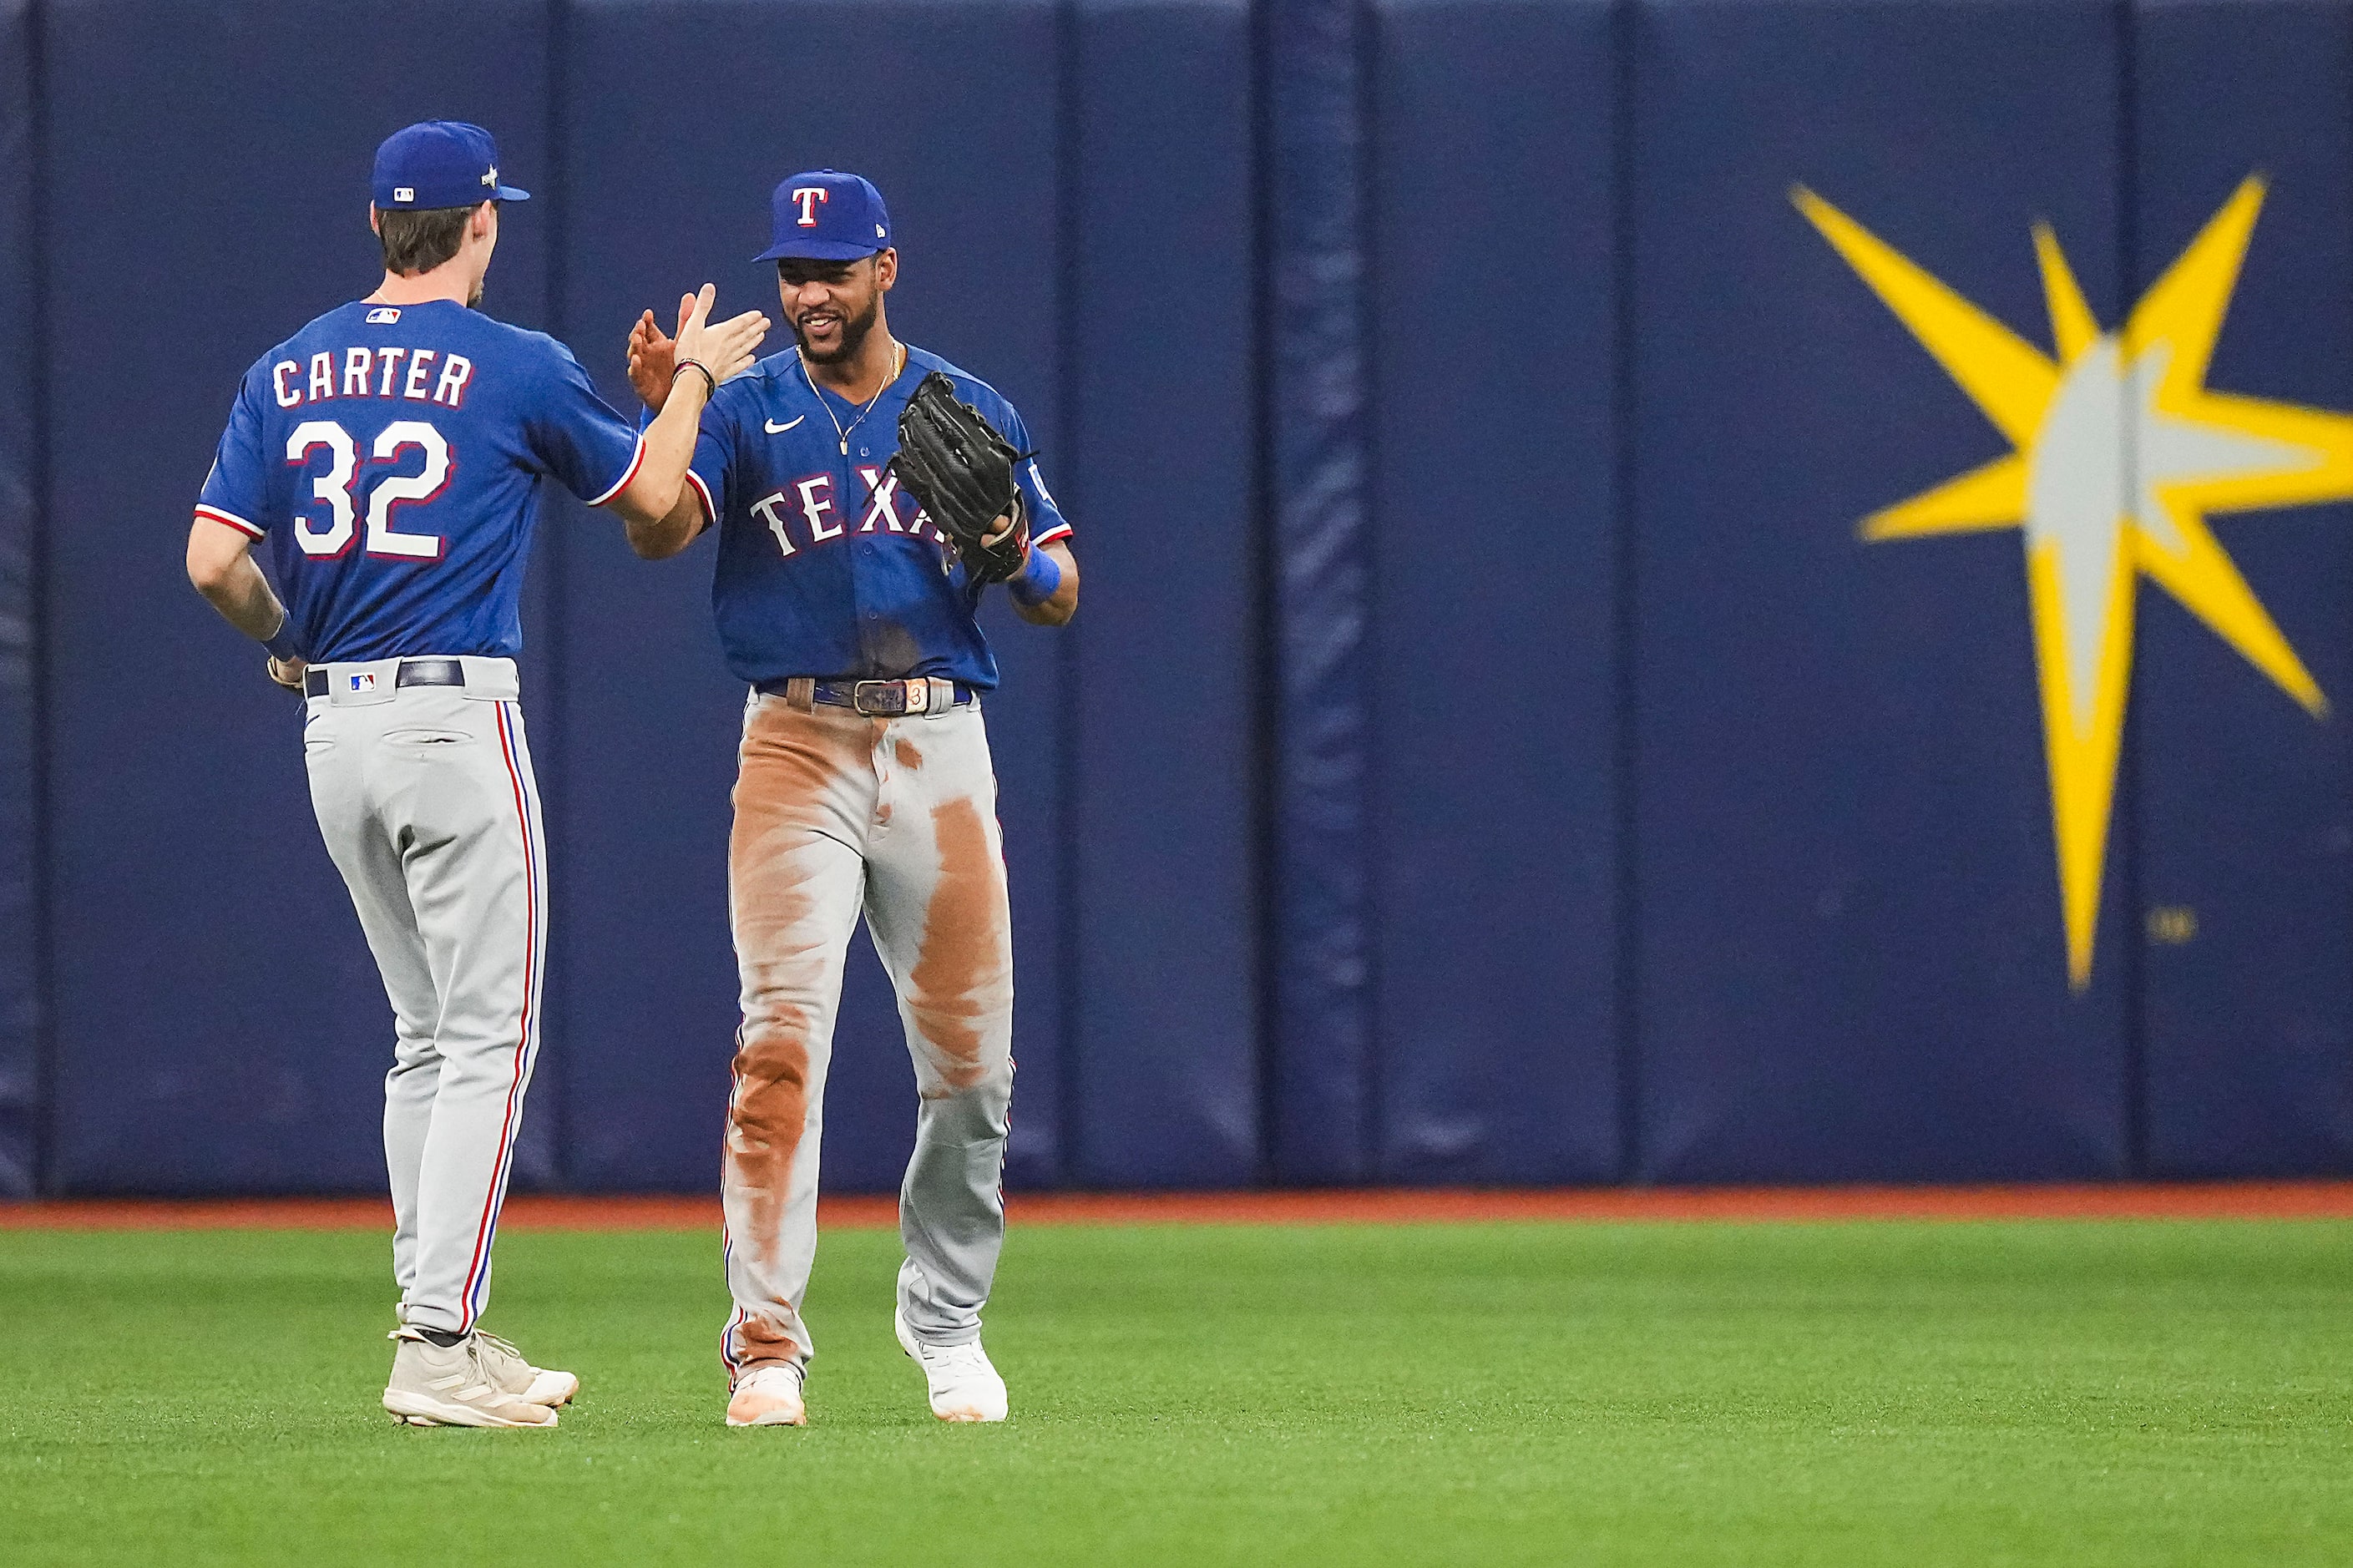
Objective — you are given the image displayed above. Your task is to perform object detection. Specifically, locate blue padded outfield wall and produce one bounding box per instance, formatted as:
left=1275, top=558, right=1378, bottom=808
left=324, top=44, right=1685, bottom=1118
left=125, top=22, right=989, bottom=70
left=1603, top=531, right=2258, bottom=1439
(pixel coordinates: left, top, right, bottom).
left=1627, top=0, right=2135, bottom=1183
left=4, top=0, right=2352, bottom=1196
left=2131, top=0, right=2353, bottom=1177
left=0, top=0, right=34, bottom=1196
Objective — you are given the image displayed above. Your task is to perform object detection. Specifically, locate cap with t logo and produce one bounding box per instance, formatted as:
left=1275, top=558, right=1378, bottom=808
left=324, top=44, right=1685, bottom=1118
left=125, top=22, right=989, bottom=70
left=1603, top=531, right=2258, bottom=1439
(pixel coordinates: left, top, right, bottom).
left=372, top=120, right=530, bottom=211
left=755, top=170, right=890, bottom=262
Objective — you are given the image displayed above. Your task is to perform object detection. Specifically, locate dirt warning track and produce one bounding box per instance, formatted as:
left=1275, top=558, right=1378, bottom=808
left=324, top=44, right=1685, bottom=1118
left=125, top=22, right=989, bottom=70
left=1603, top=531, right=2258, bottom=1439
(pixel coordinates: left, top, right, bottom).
left=3, top=1181, right=2352, bottom=1232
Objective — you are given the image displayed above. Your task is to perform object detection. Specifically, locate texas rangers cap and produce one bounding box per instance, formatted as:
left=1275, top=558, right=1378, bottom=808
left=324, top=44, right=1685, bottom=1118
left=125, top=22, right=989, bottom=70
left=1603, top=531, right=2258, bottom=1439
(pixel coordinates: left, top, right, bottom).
left=372, top=120, right=529, bottom=211
left=755, top=170, right=891, bottom=262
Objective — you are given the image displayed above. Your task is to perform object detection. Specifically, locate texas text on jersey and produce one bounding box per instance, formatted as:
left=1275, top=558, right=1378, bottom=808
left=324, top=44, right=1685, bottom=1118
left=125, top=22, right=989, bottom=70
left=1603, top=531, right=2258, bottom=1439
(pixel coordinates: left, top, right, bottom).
left=687, top=343, right=1072, bottom=690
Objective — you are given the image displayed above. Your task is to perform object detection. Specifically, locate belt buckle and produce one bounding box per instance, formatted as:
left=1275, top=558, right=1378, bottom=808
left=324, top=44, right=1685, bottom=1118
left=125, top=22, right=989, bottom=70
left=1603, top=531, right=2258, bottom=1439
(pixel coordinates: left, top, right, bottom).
left=850, top=677, right=955, bottom=716
left=851, top=679, right=915, bottom=717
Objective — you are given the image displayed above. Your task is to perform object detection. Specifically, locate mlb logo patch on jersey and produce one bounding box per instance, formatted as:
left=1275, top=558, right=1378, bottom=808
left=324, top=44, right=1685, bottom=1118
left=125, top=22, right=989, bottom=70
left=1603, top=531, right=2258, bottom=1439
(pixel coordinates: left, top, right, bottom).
left=348, top=671, right=377, bottom=694
left=366, top=306, right=401, bottom=325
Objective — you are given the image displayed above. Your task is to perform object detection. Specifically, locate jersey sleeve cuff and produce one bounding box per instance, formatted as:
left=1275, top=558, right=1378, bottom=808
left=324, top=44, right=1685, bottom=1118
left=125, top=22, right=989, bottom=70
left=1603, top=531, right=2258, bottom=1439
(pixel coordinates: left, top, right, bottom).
left=193, top=503, right=266, bottom=539
left=684, top=468, right=717, bottom=527
left=585, top=432, right=650, bottom=508
left=1032, top=521, right=1074, bottom=548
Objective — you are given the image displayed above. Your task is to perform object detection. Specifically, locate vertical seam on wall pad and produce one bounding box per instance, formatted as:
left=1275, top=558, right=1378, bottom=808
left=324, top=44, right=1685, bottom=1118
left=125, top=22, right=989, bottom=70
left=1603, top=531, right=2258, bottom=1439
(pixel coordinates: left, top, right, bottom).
left=1610, top=0, right=1644, bottom=1186
left=1248, top=0, right=1281, bottom=1185
left=2114, top=0, right=2148, bottom=1180
left=1266, top=0, right=1374, bottom=1181
left=26, top=0, right=53, bottom=1195
left=1354, top=0, right=1383, bottom=1177
left=538, top=0, right=572, bottom=1189
left=1053, top=0, right=1082, bottom=1187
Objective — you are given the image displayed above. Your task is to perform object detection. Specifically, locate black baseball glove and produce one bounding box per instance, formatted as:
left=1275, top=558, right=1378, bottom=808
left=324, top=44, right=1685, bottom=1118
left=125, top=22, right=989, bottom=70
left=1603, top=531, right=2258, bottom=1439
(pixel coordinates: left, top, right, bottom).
left=888, top=371, right=1031, bottom=584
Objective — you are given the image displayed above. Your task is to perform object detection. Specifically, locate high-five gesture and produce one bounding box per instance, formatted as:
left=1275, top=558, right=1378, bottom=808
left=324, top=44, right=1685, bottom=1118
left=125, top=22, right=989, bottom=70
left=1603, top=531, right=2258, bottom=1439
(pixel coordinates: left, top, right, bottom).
left=605, top=285, right=767, bottom=539
left=629, top=286, right=767, bottom=412
left=669, top=284, right=768, bottom=402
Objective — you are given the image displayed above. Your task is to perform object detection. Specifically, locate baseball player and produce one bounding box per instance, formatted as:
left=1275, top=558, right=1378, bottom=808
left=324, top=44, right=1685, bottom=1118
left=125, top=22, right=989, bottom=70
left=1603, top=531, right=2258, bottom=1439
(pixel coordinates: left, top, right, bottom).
left=623, top=169, right=1077, bottom=1428
left=183, top=121, right=768, bottom=1428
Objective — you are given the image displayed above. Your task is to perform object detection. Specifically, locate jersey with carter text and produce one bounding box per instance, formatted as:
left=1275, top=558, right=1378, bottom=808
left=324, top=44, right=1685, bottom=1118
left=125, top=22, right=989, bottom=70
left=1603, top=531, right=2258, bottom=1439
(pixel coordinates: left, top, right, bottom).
left=686, top=345, right=1071, bottom=690
left=196, top=298, right=645, bottom=663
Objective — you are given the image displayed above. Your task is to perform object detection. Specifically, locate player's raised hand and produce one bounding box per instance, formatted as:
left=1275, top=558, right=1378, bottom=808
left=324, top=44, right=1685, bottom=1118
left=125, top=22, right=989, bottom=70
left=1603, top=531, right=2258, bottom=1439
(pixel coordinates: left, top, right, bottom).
left=710, top=306, right=773, bottom=379
left=671, top=284, right=771, bottom=392
left=625, top=307, right=678, bottom=411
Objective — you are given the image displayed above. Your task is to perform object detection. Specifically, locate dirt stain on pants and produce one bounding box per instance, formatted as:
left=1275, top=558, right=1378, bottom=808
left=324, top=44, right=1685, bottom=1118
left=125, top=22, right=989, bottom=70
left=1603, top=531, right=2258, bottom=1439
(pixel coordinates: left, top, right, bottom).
left=718, top=696, right=1016, bottom=1374
left=907, top=797, right=1012, bottom=1096
left=719, top=703, right=870, bottom=1363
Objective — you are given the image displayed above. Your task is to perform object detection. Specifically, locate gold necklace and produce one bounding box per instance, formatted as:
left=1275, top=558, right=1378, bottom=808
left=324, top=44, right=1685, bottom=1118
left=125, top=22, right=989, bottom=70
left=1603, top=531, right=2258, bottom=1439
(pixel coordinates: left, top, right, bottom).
left=803, top=341, right=906, bottom=456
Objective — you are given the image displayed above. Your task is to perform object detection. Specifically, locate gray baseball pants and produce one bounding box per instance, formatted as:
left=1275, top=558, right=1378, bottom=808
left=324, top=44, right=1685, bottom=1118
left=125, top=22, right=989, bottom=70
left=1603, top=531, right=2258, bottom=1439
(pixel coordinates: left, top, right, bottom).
left=720, top=690, right=1015, bottom=1382
left=302, top=655, right=546, bottom=1338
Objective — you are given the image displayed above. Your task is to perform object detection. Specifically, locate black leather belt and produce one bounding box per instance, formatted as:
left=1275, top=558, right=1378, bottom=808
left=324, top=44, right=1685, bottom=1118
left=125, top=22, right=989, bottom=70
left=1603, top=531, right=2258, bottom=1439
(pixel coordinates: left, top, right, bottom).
left=756, top=675, right=976, bottom=716
left=303, top=658, right=466, bottom=697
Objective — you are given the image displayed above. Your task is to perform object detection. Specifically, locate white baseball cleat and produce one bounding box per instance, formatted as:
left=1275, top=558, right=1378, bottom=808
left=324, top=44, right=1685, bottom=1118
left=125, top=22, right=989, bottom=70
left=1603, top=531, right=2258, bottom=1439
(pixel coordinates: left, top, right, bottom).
left=383, top=1328, right=561, bottom=1428
left=894, top=1307, right=1008, bottom=1423
left=726, top=1363, right=808, bottom=1428
left=473, top=1329, right=579, bottom=1409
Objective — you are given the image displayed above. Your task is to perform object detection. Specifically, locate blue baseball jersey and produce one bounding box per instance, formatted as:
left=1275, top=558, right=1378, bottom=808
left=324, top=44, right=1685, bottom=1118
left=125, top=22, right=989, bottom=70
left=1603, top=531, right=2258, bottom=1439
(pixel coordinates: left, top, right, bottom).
left=196, top=298, right=645, bottom=663
left=685, top=344, right=1071, bottom=690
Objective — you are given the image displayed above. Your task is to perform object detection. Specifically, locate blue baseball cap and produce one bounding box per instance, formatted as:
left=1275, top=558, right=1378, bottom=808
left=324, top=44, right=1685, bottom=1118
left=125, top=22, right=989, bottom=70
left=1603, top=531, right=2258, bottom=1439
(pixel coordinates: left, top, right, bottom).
left=755, top=170, right=890, bottom=262
left=372, top=120, right=529, bottom=211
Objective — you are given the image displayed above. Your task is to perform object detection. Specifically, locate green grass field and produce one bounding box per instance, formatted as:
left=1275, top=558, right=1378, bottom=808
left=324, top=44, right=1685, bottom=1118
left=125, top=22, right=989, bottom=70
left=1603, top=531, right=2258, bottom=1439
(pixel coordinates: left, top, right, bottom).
left=1, top=1217, right=2347, bottom=1565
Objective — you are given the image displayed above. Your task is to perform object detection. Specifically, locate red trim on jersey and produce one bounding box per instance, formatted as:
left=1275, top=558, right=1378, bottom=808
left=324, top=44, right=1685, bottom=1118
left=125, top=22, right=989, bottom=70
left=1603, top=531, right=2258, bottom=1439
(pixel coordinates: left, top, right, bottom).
left=685, top=468, right=716, bottom=531
left=585, top=432, right=650, bottom=508
left=1032, top=522, right=1074, bottom=548
left=459, top=701, right=540, bottom=1329
left=193, top=504, right=266, bottom=539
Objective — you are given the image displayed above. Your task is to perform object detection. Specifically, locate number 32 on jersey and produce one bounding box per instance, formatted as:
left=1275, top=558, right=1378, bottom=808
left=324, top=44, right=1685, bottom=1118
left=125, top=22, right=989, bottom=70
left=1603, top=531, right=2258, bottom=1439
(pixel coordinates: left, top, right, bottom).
left=286, top=418, right=452, bottom=560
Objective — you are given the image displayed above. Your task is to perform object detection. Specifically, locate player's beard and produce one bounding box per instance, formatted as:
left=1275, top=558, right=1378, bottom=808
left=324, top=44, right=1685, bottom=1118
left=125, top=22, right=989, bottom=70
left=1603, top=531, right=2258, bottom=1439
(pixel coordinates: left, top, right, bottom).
left=794, top=292, right=879, bottom=365
left=467, top=276, right=485, bottom=309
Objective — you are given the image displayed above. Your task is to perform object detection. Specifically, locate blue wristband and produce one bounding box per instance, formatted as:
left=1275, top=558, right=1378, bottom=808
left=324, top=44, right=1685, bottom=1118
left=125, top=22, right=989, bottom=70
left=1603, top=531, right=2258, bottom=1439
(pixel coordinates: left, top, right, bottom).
left=1009, top=544, right=1063, bottom=607
left=262, top=620, right=302, bottom=663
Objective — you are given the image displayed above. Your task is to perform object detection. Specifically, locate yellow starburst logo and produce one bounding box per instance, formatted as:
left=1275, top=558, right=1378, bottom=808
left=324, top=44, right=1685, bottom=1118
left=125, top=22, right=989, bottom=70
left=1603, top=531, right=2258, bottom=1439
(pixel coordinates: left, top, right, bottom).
left=1795, top=177, right=2353, bottom=990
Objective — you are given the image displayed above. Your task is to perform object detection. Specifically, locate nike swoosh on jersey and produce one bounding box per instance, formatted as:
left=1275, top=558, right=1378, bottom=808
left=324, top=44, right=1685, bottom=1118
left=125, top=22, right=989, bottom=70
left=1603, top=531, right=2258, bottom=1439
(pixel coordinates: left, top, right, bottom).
left=765, top=415, right=806, bottom=434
